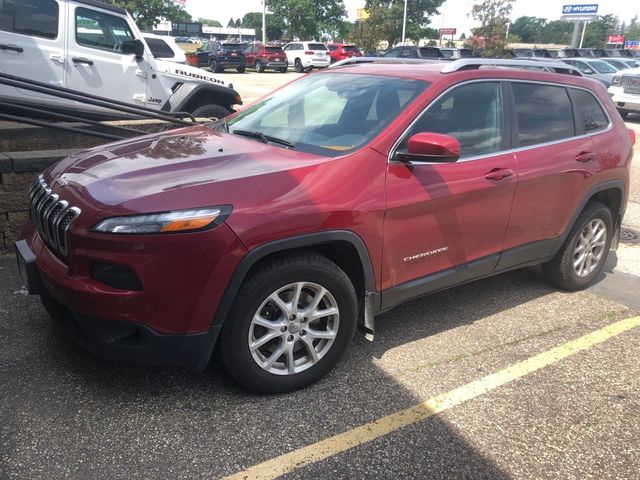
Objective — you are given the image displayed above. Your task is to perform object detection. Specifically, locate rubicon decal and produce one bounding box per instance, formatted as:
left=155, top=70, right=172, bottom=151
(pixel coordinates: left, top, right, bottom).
left=174, top=69, right=225, bottom=85
left=404, top=247, right=449, bottom=262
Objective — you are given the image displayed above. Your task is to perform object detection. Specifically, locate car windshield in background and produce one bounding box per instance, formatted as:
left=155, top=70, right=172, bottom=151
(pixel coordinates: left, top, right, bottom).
left=309, top=43, right=327, bottom=50
left=227, top=73, right=428, bottom=157
left=590, top=60, right=617, bottom=74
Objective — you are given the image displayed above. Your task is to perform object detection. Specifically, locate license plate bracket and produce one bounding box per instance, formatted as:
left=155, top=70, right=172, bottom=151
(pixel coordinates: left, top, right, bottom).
left=15, top=239, right=41, bottom=294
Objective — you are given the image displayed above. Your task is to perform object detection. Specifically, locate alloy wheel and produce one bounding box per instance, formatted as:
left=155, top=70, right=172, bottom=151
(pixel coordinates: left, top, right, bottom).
left=573, top=218, right=607, bottom=277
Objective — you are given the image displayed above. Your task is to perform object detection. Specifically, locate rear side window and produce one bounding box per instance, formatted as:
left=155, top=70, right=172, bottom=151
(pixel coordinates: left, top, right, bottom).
left=402, top=82, right=503, bottom=159
left=144, top=38, right=174, bottom=58
left=266, top=47, right=283, bottom=53
left=76, top=8, right=135, bottom=53
left=0, top=0, right=59, bottom=39
left=343, top=45, right=358, bottom=52
left=512, top=83, right=575, bottom=147
left=308, top=43, right=327, bottom=51
left=570, top=89, right=609, bottom=133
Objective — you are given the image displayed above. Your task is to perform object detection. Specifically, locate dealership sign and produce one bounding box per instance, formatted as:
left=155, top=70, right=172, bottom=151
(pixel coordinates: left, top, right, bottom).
left=606, top=35, right=625, bottom=45
left=562, top=4, right=598, bottom=14
left=439, top=28, right=457, bottom=35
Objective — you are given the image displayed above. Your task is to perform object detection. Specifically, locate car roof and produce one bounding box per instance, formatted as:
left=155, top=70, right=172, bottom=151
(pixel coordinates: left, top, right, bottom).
left=74, top=0, right=127, bottom=15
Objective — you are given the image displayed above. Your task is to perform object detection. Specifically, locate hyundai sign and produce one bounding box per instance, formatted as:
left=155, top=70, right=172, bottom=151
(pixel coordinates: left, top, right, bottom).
left=562, top=4, right=598, bottom=14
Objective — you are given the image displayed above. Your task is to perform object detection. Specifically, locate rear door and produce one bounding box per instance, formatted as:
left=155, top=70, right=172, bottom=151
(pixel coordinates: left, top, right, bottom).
left=0, top=0, right=66, bottom=102
left=500, top=81, right=598, bottom=265
left=66, top=3, right=147, bottom=107
left=383, top=81, right=517, bottom=300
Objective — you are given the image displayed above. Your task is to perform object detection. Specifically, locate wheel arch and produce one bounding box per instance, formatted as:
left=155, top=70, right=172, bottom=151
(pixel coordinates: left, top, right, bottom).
left=211, top=231, right=379, bottom=329
left=578, top=180, right=625, bottom=232
left=162, top=83, right=241, bottom=114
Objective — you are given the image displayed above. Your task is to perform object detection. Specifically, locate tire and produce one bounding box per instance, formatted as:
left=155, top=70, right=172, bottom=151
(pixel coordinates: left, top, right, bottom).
left=278, top=67, right=288, bottom=73
left=191, top=104, right=230, bottom=120
left=255, top=60, right=265, bottom=73
left=294, top=58, right=304, bottom=73
left=210, top=60, right=222, bottom=73
left=237, top=66, right=245, bottom=73
left=218, top=251, right=358, bottom=393
left=542, top=201, right=613, bottom=291
left=619, top=111, right=629, bottom=120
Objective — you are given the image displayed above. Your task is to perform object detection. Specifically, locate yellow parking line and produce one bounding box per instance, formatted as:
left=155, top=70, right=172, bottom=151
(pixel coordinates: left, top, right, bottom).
left=225, top=316, right=640, bottom=480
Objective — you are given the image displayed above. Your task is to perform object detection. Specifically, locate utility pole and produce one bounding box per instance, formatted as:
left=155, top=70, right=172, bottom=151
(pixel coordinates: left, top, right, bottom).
left=570, top=21, right=580, bottom=47
left=262, top=0, right=267, bottom=44
left=402, top=0, right=408, bottom=43
left=579, top=21, right=588, bottom=48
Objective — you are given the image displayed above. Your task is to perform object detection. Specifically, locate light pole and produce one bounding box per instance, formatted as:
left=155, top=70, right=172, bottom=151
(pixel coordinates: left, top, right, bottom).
left=402, top=0, right=408, bottom=44
left=262, top=0, right=267, bottom=44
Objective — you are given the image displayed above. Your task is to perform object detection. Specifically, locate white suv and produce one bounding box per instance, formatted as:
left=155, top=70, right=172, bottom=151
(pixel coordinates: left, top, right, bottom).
left=283, top=41, right=330, bottom=72
left=609, top=67, right=640, bottom=119
left=0, top=0, right=240, bottom=119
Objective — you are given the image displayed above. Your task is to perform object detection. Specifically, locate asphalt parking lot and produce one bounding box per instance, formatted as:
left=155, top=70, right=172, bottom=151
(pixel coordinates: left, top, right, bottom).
left=1, top=82, right=640, bottom=479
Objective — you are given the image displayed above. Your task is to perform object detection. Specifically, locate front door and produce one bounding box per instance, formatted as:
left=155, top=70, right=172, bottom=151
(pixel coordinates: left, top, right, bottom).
left=65, top=3, right=147, bottom=109
left=382, top=81, right=517, bottom=306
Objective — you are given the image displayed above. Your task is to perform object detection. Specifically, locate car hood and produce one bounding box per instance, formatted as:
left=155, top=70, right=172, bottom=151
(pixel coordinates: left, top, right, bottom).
left=154, top=60, right=227, bottom=87
left=46, top=126, right=328, bottom=213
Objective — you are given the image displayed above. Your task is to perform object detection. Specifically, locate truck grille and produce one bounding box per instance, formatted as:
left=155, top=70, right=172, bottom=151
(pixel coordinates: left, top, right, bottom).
left=29, top=175, right=81, bottom=258
left=621, top=74, right=640, bottom=95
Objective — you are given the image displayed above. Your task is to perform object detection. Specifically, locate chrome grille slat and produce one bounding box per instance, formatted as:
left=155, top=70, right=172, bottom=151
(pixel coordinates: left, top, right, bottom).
left=622, top=75, right=640, bottom=95
left=28, top=177, right=81, bottom=258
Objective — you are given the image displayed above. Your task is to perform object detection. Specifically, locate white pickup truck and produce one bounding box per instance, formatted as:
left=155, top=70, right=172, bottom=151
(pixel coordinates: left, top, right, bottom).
left=609, top=67, right=640, bottom=119
left=0, top=0, right=241, bottom=119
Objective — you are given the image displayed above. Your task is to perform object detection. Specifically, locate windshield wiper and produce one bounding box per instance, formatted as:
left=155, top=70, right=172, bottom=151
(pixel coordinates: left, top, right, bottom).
left=233, top=129, right=295, bottom=149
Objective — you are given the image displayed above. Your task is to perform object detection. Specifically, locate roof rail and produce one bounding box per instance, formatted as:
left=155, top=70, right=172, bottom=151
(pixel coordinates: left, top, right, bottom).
left=441, top=58, right=583, bottom=76
left=329, top=57, right=439, bottom=68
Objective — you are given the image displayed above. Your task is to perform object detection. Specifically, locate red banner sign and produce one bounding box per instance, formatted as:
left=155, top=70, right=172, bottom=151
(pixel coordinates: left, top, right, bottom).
left=439, top=28, right=457, bottom=35
left=607, top=35, right=626, bottom=45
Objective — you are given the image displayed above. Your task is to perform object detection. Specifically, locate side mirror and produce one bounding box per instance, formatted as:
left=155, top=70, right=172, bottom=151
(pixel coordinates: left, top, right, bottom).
left=122, top=39, right=145, bottom=60
left=395, top=132, right=461, bottom=163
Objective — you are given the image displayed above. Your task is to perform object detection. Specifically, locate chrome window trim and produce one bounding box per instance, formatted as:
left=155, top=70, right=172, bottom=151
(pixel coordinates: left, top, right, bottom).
left=388, top=78, right=613, bottom=166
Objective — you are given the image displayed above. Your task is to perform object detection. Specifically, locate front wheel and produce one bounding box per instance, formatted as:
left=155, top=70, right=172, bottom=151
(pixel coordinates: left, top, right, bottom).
left=255, top=60, right=265, bottom=73
left=278, top=67, right=288, bottom=73
left=218, top=252, right=358, bottom=393
left=542, top=201, right=613, bottom=291
left=210, top=60, right=222, bottom=73
left=236, top=66, right=245, bottom=73
left=191, top=104, right=230, bottom=120
left=294, top=58, right=304, bottom=73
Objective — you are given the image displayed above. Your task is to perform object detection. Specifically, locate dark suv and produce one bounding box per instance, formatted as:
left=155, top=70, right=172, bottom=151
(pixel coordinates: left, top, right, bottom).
left=17, top=59, right=633, bottom=394
left=196, top=41, right=247, bottom=73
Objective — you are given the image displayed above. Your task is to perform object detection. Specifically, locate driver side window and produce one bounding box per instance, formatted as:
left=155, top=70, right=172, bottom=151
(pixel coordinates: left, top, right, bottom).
left=76, top=7, right=135, bottom=53
left=399, top=82, right=503, bottom=159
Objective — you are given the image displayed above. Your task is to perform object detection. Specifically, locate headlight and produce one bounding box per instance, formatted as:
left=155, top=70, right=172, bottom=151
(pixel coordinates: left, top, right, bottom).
left=92, top=207, right=230, bottom=234
left=612, top=76, right=622, bottom=86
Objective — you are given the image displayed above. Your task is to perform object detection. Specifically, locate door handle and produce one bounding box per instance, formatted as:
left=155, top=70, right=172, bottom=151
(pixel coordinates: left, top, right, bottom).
left=50, top=54, right=65, bottom=64
left=575, top=152, right=596, bottom=163
left=0, top=44, right=23, bottom=53
left=484, top=168, right=514, bottom=181
left=72, top=57, right=94, bottom=66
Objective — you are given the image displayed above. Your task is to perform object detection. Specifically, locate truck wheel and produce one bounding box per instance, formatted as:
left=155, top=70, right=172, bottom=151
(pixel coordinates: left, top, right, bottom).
left=210, top=60, right=222, bottom=73
left=542, top=202, right=613, bottom=291
left=255, top=60, right=265, bottom=73
left=192, top=104, right=230, bottom=120
left=294, top=58, right=304, bottom=73
left=237, top=66, right=246, bottom=73
left=218, top=251, right=357, bottom=393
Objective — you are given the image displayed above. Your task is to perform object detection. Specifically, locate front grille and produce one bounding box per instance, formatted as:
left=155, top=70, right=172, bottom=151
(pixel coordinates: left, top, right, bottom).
left=621, top=75, right=640, bottom=95
left=29, top=175, right=80, bottom=258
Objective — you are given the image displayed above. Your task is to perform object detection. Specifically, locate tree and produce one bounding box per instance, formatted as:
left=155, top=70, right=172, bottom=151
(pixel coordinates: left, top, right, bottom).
left=269, top=0, right=347, bottom=40
left=227, top=17, right=236, bottom=28
left=459, top=32, right=466, bottom=41
left=105, top=0, right=192, bottom=30
left=471, top=0, right=514, bottom=57
left=365, top=0, right=445, bottom=46
left=626, top=15, right=640, bottom=40
left=539, top=20, right=573, bottom=44
left=197, top=18, right=222, bottom=28
left=582, top=14, right=619, bottom=48
left=510, top=16, right=547, bottom=44
left=242, top=12, right=263, bottom=39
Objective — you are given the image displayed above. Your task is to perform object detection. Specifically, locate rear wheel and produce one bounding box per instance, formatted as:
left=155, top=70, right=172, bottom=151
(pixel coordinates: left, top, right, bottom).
left=210, top=60, right=222, bottom=73
left=542, top=202, right=613, bottom=291
left=237, top=66, right=246, bottom=73
left=619, top=111, right=629, bottom=120
left=294, top=58, right=304, bottom=73
left=255, top=60, right=265, bottom=73
left=218, top=252, right=357, bottom=393
left=191, top=104, right=230, bottom=120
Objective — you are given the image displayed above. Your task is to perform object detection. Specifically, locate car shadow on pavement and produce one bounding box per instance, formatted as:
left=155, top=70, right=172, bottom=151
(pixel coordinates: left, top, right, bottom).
left=0, top=254, right=579, bottom=479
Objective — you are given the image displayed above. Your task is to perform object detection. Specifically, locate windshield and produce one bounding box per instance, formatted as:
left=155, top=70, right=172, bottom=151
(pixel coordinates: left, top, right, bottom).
left=227, top=73, right=428, bottom=157
left=589, top=60, right=617, bottom=74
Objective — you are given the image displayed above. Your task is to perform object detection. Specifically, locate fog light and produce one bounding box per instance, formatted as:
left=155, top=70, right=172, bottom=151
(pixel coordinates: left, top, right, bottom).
left=91, top=262, right=143, bottom=291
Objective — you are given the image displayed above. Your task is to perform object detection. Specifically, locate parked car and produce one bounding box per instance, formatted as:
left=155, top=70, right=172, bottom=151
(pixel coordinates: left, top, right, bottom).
left=283, top=41, right=330, bottom=72
left=142, top=34, right=187, bottom=64
left=383, top=46, right=446, bottom=59
left=244, top=43, right=288, bottom=72
left=0, top=0, right=240, bottom=120
left=327, top=43, right=362, bottom=63
left=438, top=47, right=473, bottom=59
left=561, top=58, right=617, bottom=86
left=196, top=41, right=247, bottom=73
left=601, top=58, right=640, bottom=71
left=17, top=58, right=633, bottom=393
left=609, top=67, right=640, bottom=119
left=174, top=36, right=191, bottom=44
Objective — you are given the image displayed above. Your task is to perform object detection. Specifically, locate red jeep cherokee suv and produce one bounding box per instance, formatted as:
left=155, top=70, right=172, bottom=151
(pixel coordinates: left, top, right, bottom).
left=16, top=59, right=633, bottom=393
left=244, top=43, right=288, bottom=73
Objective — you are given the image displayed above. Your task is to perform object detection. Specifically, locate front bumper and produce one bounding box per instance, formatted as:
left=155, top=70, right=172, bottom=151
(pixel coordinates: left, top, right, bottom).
left=608, top=87, right=640, bottom=112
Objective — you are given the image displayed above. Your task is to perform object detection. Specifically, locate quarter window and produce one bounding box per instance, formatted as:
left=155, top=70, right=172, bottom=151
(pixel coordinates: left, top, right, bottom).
left=400, top=82, right=503, bottom=159
left=0, top=0, right=59, bottom=39
left=512, top=83, right=575, bottom=147
left=76, top=8, right=135, bottom=54
left=570, top=89, right=609, bottom=133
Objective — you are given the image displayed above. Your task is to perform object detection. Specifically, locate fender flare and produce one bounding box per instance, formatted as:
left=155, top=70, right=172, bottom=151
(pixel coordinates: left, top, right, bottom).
left=162, top=83, right=241, bottom=113
left=211, top=230, right=379, bottom=328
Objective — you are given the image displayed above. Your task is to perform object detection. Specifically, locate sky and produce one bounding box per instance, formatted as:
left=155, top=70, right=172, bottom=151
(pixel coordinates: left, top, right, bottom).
left=184, top=1, right=639, bottom=35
